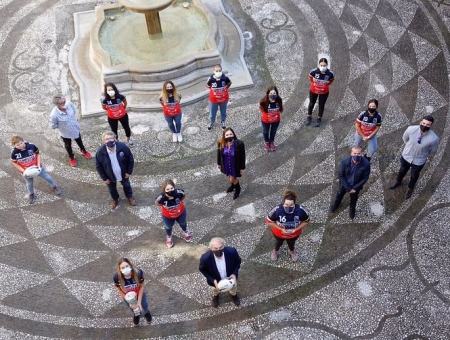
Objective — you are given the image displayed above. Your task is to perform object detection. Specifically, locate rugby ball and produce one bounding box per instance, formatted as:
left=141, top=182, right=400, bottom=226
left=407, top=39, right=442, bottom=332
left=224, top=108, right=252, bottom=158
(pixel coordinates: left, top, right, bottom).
left=217, top=277, right=236, bottom=292
left=23, top=166, right=41, bottom=178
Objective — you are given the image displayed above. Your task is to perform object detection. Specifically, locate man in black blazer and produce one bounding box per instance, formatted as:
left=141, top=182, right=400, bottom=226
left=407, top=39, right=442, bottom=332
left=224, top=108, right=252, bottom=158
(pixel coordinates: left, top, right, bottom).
left=199, top=237, right=242, bottom=308
left=95, top=131, right=135, bottom=210
left=330, top=146, right=370, bottom=219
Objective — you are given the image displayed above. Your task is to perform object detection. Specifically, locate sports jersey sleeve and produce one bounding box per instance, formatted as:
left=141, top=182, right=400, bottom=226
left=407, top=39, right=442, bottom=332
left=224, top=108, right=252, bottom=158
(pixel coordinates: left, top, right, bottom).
left=266, top=206, right=279, bottom=222
left=113, top=273, right=120, bottom=286
left=175, top=189, right=185, bottom=198
left=355, top=111, right=365, bottom=125
left=155, top=193, right=165, bottom=205
left=138, top=269, right=144, bottom=283
left=298, top=205, right=310, bottom=222
left=206, top=76, right=213, bottom=87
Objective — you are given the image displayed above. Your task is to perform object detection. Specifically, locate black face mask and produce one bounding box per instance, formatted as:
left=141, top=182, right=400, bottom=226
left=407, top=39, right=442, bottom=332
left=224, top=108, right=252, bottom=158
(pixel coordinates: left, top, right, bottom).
left=420, top=125, right=430, bottom=132
left=225, top=137, right=234, bottom=143
left=213, top=249, right=223, bottom=257
left=165, top=190, right=175, bottom=196
left=368, top=108, right=376, bottom=114
left=167, top=89, right=173, bottom=94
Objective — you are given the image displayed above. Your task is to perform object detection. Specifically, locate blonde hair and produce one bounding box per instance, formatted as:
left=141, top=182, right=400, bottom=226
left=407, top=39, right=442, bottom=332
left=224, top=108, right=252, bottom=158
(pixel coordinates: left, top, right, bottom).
left=10, top=135, right=24, bottom=146
left=160, top=81, right=180, bottom=104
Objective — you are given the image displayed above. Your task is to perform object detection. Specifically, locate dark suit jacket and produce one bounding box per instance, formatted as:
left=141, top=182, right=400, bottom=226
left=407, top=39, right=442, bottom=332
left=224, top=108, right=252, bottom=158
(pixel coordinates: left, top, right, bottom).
left=217, top=139, right=246, bottom=177
left=338, top=156, right=370, bottom=192
left=95, top=142, right=134, bottom=183
left=199, top=246, right=242, bottom=287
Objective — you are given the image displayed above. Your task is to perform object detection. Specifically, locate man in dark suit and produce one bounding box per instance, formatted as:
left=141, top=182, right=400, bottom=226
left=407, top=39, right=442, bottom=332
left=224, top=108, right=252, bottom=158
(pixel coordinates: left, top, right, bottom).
left=330, top=146, right=370, bottom=219
left=95, top=131, right=135, bottom=210
left=199, top=237, right=242, bottom=308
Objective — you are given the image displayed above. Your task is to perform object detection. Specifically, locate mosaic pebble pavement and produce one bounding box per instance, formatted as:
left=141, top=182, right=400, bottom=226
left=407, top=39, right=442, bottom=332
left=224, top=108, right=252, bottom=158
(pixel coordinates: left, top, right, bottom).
left=1, top=0, right=450, bottom=338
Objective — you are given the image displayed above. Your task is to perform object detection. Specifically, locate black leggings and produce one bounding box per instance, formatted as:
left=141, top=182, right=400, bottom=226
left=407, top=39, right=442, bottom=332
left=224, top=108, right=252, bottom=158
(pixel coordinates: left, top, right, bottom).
left=61, top=135, right=86, bottom=159
left=308, top=90, right=329, bottom=118
left=273, top=234, right=300, bottom=251
left=108, top=114, right=131, bottom=139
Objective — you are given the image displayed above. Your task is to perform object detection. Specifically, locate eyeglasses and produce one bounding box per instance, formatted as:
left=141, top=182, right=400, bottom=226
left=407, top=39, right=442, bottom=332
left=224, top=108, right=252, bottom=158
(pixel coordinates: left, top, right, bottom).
left=417, top=135, right=422, bottom=144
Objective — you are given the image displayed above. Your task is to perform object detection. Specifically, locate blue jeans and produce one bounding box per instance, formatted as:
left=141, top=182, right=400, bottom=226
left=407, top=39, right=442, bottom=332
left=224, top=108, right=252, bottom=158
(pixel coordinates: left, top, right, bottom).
left=209, top=101, right=228, bottom=124
left=24, top=166, right=55, bottom=194
left=354, top=133, right=378, bottom=157
left=161, top=209, right=187, bottom=236
left=164, top=113, right=182, bottom=133
left=262, top=121, right=280, bottom=143
left=107, top=178, right=133, bottom=200
left=123, top=291, right=150, bottom=314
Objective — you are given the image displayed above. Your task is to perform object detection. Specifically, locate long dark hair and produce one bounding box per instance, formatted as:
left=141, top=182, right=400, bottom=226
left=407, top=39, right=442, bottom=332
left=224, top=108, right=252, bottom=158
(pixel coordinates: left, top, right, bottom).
left=259, top=86, right=283, bottom=113
left=104, top=83, right=120, bottom=100
left=217, top=127, right=237, bottom=148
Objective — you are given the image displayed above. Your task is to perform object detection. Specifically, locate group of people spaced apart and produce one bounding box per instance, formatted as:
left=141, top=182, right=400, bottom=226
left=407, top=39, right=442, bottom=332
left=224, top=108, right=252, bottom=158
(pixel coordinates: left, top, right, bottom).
left=9, top=60, right=440, bottom=325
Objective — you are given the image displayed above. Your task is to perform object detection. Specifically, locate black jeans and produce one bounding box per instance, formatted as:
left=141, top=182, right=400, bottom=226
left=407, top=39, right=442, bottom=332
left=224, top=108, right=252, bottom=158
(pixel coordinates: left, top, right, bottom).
left=261, top=121, right=280, bottom=142
left=273, top=234, right=300, bottom=251
left=108, top=114, right=131, bottom=139
left=396, top=156, right=425, bottom=190
left=106, top=178, right=133, bottom=200
left=308, top=90, right=329, bottom=117
left=333, top=186, right=360, bottom=211
left=61, top=134, right=86, bottom=159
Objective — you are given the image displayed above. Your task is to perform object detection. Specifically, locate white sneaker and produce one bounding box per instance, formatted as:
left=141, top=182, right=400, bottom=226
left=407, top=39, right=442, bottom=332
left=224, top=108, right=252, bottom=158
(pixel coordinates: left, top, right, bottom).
left=172, top=133, right=178, bottom=142
left=177, top=133, right=183, bottom=142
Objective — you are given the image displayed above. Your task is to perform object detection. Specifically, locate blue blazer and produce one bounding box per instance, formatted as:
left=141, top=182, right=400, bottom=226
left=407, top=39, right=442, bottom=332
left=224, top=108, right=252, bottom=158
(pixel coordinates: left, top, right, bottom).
left=338, top=156, right=370, bottom=192
left=95, top=142, right=134, bottom=183
left=199, top=246, right=242, bottom=287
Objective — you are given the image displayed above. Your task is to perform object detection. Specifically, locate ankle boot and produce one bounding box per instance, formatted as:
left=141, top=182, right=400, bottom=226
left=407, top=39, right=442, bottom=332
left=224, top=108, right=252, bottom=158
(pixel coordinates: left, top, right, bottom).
left=233, top=182, right=241, bottom=200
left=226, top=183, right=235, bottom=193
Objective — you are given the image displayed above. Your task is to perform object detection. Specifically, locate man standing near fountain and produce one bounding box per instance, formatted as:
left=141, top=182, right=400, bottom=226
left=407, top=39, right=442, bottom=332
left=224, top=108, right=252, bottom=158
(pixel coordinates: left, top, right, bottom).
left=207, top=65, right=232, bottom=131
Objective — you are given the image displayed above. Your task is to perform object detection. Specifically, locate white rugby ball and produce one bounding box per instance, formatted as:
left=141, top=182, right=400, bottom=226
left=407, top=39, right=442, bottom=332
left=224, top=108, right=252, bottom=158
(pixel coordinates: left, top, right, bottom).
left=217, top=277, right=235, bottom=292
left=23, top=166, right=41, bottom=178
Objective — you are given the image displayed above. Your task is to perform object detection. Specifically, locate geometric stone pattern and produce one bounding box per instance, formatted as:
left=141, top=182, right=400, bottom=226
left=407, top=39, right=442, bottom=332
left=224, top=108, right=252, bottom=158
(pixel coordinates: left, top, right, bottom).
left=1, top=0, right=450, bottom=338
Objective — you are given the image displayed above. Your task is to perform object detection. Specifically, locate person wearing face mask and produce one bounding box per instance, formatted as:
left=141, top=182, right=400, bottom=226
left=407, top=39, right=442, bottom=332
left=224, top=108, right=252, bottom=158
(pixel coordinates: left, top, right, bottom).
left=266, top=190, right=310, bottom=262
left=390, top=115, right=440, bottom=199
left=95, top=131, right=135, bottom=210
left=155, top=179, right=192, bottom=248
left=217, top=127, right=246, bottom=199
left=159, top=80, right=183, bottom=143
left=330, top=146, right=370, bottom=219
left=305, top=57, right=335, bottom=127
left=113, top=257, right=152, bottom=326
left=102, top=82, right=134, bottom=146
left=50, top=94, right=92, bottom=167
left=354, top=99, right=383, bottom=162
left=199, top=237, right=242, bottom=308
left=260, top=86, right=284, bottom=151
left=206, top=64, right=232, bottom=130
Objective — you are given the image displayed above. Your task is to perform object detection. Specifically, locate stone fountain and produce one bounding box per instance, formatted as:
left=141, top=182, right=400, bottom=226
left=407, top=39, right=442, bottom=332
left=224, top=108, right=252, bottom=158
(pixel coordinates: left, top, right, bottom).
left=69, top=0, right=252, bottom=116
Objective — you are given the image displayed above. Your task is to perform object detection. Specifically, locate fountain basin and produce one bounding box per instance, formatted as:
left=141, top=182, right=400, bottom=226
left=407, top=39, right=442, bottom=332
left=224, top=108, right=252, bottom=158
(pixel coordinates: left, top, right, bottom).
left=90, top=0, right=220, bottom=89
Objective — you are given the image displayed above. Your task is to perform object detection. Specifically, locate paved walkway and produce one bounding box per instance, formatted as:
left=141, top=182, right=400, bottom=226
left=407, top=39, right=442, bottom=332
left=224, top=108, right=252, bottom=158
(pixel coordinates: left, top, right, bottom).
left=1, top=0, right=450, bottom=339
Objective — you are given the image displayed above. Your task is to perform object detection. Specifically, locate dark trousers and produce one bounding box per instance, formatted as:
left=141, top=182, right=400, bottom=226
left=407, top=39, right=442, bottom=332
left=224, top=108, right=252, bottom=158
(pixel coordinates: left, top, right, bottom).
left=108, top=114, right=131, bottom=139
left=308, top=90, right=329, bottom=117
left=396, top=156, right=425, bottom=190
left=273, top=234, right=300, bottom=251
left=261, top=121, right=280, bottom=143
left=61, top=135, right=86, bottom=159
left=106, top=178, right=133, bottom=200
left=333, top=186, right=360, bottom=211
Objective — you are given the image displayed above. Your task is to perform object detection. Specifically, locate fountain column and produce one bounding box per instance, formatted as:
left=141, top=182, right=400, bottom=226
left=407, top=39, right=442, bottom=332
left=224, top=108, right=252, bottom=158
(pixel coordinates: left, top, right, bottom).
left=119, top=0, right=174, bottom=36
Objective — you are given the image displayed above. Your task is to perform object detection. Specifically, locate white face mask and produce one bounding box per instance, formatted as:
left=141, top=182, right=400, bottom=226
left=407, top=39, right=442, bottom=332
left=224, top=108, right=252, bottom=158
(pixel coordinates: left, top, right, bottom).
left=107, top=90, right=115, bottom=97
left=214, top=71, right=222, bottom=78
left=121, top=267, right=132, bottom=275
left=319, top=66, right=327, bottom=72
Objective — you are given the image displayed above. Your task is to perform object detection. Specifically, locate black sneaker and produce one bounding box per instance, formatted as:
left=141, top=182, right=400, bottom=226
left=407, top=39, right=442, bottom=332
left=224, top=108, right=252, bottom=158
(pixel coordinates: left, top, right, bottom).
left=221, top=121, right=226, bottom=129
left=133, top=314, right=140, bottom=326
left=29, top=193, right=36, bottom=204
left=207, top=123, right=212, bottom=131
left=231, top=293, right=240, bottom=306
left=304, top=116, right=312, bottom=126
left=314, top=119, right=322, bottom=127
left=390, top=182, right=401, bottom=189
left=144, top=311, right=152, bottom=323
